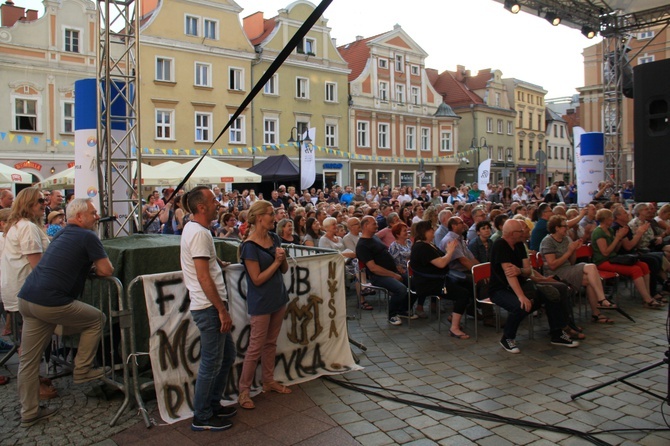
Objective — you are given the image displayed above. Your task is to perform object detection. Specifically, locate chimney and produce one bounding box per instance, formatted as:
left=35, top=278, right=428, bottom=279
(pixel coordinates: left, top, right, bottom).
left=25, top=8, right=36, bottom=21
left=140, top=0, right=159, bottom=17
left=355, top=35, right=363, bottom=41
left=331, top=37, right=336, bottom=47
left=243, top=11, right=265, bottom=40
left=1, top=0, right=26, bottom=28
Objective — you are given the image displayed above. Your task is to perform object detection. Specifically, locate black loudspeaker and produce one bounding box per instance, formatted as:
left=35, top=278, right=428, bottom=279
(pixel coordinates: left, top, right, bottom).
left=633, top=59, right=670, bottom=201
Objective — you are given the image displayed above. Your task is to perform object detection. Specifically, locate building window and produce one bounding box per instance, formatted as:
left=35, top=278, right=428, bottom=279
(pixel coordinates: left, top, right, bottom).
left=204, top=19, right=217, bottom=39
left=64, top=29, right=80, bottom=53
left=560, top=126, right=564, bottom=138
left=538, top=115, right=542, bottom=132
left=440, top=131, right=452, bottom=152
left=518, top=111, right=523, bottom=128
left=639, top=30, right=654, bottom=39
left=185, top=15, right=199, bottom=36
left=411, top=86, right=420, bottom=105
left=379, top=81, right=389, bottom=102
left=298, top=37, right=316, bottom=55
left=420, top=127, right=430, bottom=151
left=395, top=54, right=403, bottom=72
left=229, top=115, right=244, bottom=144
left=561, top=147, right=565, bottom=159
left=155, top=109, right=173, bottom=140
left=296, top=121, right=309, bottom=137
left=229, top=67, right=243, bottom=91
left=378, top=58, right=388, bottom=69
left=296, top=77, right=309, bottom=99
left=396, top=84, right=405, bottom=103
left=410, top=65, right=419, bottom=76
left=263, top=118, right=277, bottom=145
left=195, top=112, right=211, bottom=142
left=378, top=123, right=389, bottom=149
left=325, top=123, right=337, bottom=147
left=14, top=98, right=37, bottom=131
left=486, top=117, right=493, bottom=133
left=405, top=126, right=416, bottom=150
left=507, top=120, right=513, bottom=135
left=495, top=92, right=501, bottom=107
left=325, top=82, right=337, bottom=102
left=528, top=112, right=533, bottom=129
left=506, top=148, right=513, bottom=162
left=62, top=101, right=74, bottom=134
left=555, top=146, right=558, bottom=159
left=519, top=140, right=525, bottom=159
left=547, top=145, right=552, bottom=159
left=638, top=53, right=654, bottom=64
left=156, top=57, right=173, bottom=81
left=357, top=121, right=369, bottom=147
left=264, top=74, right=278, bottom=95
left=497, top=147, right=503, bottom=161
left=497, top=119, right=503, bottom=134
left=554, top=124, right=558, bottom=137
left=195, top=63, right=211, bottom=87
left=529, top=141, right=534, bottom=160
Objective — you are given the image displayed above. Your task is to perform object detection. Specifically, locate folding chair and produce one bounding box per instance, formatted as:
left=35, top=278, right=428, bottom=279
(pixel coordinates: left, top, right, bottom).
left=406, top=260, right=441, bottom=332
left=0, top=311, right=21, bottom=368
left=356, top=259, right=389, bottom=313
left=471, top=262, right=534, bottom=341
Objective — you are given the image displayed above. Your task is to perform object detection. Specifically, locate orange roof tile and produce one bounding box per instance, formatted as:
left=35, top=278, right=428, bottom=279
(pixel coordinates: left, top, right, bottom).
left=429, top=70, right=483, bottom=108
left=337, top=32, right=385, bottom=82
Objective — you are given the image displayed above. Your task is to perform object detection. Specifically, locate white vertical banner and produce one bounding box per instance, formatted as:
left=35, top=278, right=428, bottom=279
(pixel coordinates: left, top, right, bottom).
left=301, top=127, right=316, bottom=191
left=478, top=158, right=491, bottom=192
left=576, top=132, right=605, bottom=207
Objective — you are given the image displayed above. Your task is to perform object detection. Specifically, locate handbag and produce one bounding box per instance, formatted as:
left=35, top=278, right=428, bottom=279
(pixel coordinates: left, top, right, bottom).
left=609, top=254, right=638, bottom=265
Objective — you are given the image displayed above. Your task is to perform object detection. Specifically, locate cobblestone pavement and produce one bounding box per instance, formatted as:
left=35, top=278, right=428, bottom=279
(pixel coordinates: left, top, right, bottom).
left=2, top=285, right=670, bottom=445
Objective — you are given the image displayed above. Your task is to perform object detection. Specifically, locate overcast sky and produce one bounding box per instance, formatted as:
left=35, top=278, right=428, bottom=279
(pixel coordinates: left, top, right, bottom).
left=19, top=0, right=599, bottom=98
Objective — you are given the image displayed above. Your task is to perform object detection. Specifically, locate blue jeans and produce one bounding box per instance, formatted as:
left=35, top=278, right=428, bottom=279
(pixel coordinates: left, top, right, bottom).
left=191, top=306, right=236, bottom=421
left=369, top=274, right=408, bottom=318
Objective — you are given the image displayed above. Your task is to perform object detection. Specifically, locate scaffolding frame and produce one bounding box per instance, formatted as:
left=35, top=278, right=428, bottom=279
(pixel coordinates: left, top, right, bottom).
left=97, top=0, right=142, bottom=238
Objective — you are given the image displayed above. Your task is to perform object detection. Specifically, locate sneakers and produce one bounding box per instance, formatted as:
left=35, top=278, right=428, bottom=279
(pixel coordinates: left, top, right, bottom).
left=499, top=337, right=520, bottom=354
left=551, top=331, right=580, bottom=348
left=21, top=407, right=59, bottom=428
left=191, top=415, right=233, bottom=432
left=388, top=316, right=402, bottom=326
left=212, top=405, right=237, bottom=419
left=73, top=366, right=110, bottom=384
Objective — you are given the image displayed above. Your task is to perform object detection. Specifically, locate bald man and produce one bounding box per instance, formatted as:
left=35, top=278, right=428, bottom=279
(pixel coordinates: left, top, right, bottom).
left=489, top=219, right=578, bottom=353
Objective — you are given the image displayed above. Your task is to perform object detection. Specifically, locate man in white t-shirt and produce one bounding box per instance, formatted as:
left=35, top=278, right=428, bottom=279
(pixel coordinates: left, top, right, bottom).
left=180, top=186, right=236, bottom=432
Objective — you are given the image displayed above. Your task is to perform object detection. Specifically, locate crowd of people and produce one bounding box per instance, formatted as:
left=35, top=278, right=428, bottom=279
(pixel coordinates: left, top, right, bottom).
left=1, top=175, right=666, bottom=429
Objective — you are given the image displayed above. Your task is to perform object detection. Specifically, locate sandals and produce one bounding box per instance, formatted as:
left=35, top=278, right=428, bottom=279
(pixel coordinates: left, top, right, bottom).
left=238, top=390, right=255, bottom=410
left=643, top=299, right=664, bottom=309
left=564, top=327, right=587, bottom=339
left=263, top=381, right=292, bottom=394
left=652, top=294, right=669, bottom=304
left=359, top=301, right=373, bottom=311
left=591, top=314, right=614, bottom=324
left=597, top=299, right=617, bottom=309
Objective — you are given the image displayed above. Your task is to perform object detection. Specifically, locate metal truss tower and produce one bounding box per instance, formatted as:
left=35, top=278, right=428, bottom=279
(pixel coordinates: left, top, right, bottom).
left=97, top=0, right=142, bottom=237
left=601, top=34, right=628, bottom=186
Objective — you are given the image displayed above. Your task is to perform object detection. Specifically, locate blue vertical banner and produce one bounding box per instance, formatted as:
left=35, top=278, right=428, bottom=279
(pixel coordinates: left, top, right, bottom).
left=74, top=79, right=100, bottom=206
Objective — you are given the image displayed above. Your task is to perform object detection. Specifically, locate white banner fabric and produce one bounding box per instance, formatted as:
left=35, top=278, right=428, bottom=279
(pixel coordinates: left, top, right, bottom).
left=478, top=158, right=492, bottom=192
left=142, top=252, right=361, bottom=424
left=300, top=127, right=316, bottom=191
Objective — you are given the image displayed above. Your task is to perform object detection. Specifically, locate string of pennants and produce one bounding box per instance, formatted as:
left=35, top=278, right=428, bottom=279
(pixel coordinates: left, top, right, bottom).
left=1, top=131, right=478, bottom=164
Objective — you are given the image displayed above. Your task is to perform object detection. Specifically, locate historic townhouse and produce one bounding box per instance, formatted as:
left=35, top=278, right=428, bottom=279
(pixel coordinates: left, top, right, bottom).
left=0, top=0, right=97, bottom=183
left=338, top=25, right=460, bottom=190
left=579, top=26, right=669, bottom=181
left=139, top=0, right=256, bottom=166
left=243, top=0, right=350, bottom=188
left=429, top=67, right=516, bottom=187
left=545, top=107, right=573, bottom=184
left=502, top=78, right=548, bottom=188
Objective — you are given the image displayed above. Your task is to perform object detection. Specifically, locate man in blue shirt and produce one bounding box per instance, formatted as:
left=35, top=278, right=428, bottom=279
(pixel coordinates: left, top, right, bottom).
left=529, top=203, right=553, bottom=252
left=340, top=186, right=354, bottom=206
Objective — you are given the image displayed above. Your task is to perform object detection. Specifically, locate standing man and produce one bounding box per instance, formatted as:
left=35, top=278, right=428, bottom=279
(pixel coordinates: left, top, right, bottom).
left=17, top=198, right=114, bottom=427
left=180, top=186, right=236, bottom=431
left=0, top=189, right=14, bottom=209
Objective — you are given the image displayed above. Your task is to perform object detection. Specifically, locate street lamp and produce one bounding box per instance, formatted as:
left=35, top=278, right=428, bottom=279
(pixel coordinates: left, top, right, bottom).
left=287, top=127, right=312, bottom=192
left=566, top=152, right=573, bottom=183
left=505, top=152, right=513, bottom=187
left=469, top=137, right=489, bottom=168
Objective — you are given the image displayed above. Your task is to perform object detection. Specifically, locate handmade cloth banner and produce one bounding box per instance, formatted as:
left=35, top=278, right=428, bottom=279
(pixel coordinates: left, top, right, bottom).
left=142, top=252, right=360, bottom=424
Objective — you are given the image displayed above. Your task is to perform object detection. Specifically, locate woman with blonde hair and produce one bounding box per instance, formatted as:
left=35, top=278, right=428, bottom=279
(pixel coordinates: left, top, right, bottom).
left=238, top=201, right=290, bottom=410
